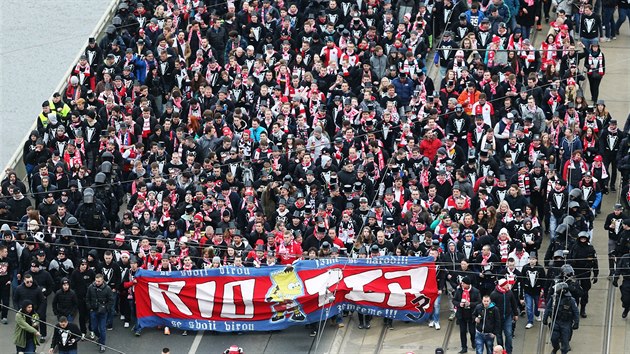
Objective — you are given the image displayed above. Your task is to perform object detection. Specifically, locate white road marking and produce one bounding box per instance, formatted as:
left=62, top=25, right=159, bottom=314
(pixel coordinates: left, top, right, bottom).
left=187, top=331, right=204, bottom=354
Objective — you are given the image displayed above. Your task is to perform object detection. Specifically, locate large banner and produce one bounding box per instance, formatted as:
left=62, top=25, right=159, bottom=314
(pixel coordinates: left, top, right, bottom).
left=135, top=256, right=438, bottom=332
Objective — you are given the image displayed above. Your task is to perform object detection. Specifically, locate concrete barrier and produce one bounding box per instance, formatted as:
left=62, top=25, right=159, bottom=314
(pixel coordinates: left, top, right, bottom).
left=0, top=0, right=121, bottom=187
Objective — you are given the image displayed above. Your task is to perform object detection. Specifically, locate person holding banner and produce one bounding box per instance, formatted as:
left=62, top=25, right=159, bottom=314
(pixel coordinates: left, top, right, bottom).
left=429, top=248, right=447, bottom=331
left=122, top=257, right=141, bottom=337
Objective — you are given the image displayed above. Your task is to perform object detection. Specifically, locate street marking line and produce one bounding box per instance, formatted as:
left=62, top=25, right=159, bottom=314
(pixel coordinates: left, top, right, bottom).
left=187, top=331, right=204, bottom=354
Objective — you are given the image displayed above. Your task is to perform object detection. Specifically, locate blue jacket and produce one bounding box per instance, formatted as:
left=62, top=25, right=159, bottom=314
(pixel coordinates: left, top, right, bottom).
left=391, top=77, right=415, bottom=105
left=504, top=0, right=520, bottom=21
left=560, top=136, right=583, bottom=162
left=485, top=2, right=512, bottom=22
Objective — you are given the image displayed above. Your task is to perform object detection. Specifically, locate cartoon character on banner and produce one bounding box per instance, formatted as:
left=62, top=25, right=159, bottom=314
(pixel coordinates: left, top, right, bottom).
left=266, top=266, right=307, bottom=322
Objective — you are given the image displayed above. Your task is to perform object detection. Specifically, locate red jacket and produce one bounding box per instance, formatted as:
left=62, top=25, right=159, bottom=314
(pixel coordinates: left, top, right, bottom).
left=419, top=137, right=443, bottom=161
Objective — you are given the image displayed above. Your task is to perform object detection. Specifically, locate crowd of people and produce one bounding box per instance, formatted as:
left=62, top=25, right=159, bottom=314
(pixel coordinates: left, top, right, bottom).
left=0, top=0, right=629, bottom=353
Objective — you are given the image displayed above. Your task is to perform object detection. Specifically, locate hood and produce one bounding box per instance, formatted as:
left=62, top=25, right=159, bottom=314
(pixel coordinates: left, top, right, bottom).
left=321, top=155, right=331, bottom=169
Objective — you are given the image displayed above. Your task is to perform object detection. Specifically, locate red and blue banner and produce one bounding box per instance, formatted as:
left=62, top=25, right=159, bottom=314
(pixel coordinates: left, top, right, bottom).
left=135, top=256, right=438, bottom=332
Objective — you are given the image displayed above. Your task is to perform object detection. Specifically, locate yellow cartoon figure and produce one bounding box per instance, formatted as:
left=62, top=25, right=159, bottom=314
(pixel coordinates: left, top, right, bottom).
left=266, top=266, right=306, bottom=322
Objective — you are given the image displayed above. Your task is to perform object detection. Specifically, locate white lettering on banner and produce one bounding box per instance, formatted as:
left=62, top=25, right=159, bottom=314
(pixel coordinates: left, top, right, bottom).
left=221, top=279, right=256, bottom=319
left=303, top=269, right=344, bottom=307
left=196, top=281, right=217, bottom=318
left=344, top=270, right=386, bottom=303
left=384, top=268, right=429, bottom=307
left=148, top=281, right=193, bottom=315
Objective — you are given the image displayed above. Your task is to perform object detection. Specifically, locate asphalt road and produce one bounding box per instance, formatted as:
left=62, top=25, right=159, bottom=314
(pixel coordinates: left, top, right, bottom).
left=0, top=0, right=114, bottom=170
left=0, top=299, right=339, bottom=354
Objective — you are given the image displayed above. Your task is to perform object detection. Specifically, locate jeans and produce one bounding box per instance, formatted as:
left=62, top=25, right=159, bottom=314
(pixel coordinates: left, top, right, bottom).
left=16, top=335, right=35, bottom=354
left=439, top=66, right=447, bottom=79
left=16, top=344, right=35, bottom=354
left=524, top=293, right=540, bottom=324
left=616, top=7, right=630, bottom=34
left=580, top=37, right=600, bottom=49
left=550, top=214, right=560, bottom=240
left=521, top=26, right=532, bottom=40
left=431, top=293, right=441, bottom=323
left=475, top=331, right=495, bottom=354
left=603, top=7, right=616, bottom=38
left=90, top=311, right=107, bottom=345
left=496, top=316, right=513, bottom=354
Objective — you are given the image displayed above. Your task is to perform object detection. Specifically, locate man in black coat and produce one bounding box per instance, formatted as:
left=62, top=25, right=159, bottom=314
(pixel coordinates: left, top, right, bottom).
left=50, top=316, right=82, bottom=354
left=25, top=260, right=54, bottom=340
left=52, top=277, right=78, bottom=321
left=452, top=277, right=481, bottom=353
left=70, top=258, right=96, bottom=336
left=13, top=273, right=45, bottom=325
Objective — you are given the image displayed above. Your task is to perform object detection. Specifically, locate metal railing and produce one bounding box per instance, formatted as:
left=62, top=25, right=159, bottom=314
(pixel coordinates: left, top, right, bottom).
left=0, top=0, right=121, bottom=185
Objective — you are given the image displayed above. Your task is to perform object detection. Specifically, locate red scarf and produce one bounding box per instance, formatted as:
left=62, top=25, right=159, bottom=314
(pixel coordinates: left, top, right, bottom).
left=589, top=52, right=605, bottom=75
left=462, top=287, right=471, bottom=302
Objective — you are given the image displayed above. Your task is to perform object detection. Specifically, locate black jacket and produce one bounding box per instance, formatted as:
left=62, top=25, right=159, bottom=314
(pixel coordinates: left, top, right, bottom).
left=520, top=264, right=547, bottom=295
left=25, top=269, right=55, bottom=297
left=50, top=322, right=82, bottom=351
left=69, top=268, right=96, bottom=298
left=13, top=282, right=45, bottom=311
left=472, top=302, right=501, bottom=334
left=452, top=286, right=481, bottom=319
left=86, top=281, right=114, bottom=312
left=52, top=288, right=78, bottom=316
left=490, top=288, right=519, bottom=319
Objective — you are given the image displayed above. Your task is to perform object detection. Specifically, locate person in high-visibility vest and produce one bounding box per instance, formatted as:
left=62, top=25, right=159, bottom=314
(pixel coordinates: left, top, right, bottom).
left=48, top=92, right=71, bottom=124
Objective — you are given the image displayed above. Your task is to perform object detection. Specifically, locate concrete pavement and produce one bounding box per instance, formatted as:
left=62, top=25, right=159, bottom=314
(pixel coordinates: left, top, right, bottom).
left=0, top=0, right=115, bottom=169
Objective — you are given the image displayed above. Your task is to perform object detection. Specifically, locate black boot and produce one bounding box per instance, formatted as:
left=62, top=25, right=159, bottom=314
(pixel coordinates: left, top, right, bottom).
left=623, top=308, right=629, bottom=319
left=580, top=305, right=588, bottom=318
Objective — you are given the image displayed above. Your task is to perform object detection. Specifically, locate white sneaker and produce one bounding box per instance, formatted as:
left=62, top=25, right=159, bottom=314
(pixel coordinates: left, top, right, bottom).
left=435, top=322, right=441, bottom=330
left=428, top=321, right=434, bottom=327
left=120, top=315, right=125, bottom=320
left=525, top=323, right=534, bottom=329
left=536, top=315, right=542, bottom=322
left=124, top=322, right=130, bottom=328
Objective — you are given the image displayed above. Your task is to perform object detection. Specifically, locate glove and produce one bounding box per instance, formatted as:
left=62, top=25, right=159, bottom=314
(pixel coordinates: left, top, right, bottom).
left=572, top=323, right=579, bottom=330
left=613, top=279, right=619, bottom=287
left=593, top=277, right=598, bottom=284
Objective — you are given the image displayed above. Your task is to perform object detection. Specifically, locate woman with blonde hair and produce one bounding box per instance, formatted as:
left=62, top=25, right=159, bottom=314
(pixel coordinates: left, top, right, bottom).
left=378, top=77, right=391, bottom=99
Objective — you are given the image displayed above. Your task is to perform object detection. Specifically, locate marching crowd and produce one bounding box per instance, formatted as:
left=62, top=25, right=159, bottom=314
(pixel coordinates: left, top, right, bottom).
left=1, top=0, right=630, bottom=353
